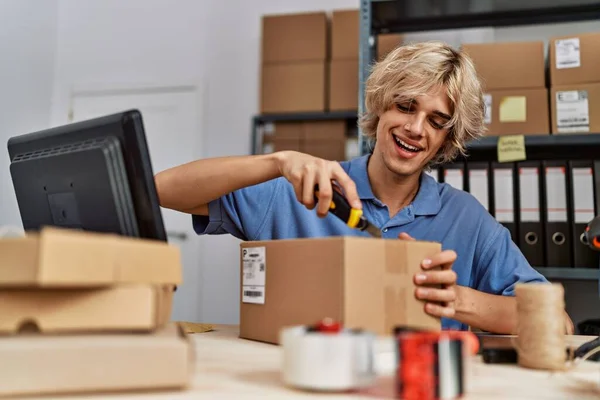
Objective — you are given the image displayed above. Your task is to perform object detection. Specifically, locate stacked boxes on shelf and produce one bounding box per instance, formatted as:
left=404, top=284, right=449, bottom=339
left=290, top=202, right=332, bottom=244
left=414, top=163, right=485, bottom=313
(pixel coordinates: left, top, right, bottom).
left=265, top=120, right=347, bottom=161
left=259, top=9, right=405, bottom=160
left=0, top=227, right=192, bottom=397
left=329, top=9, right=360, bottom=112
left=260, top=12, right=327, bottom=114
left=549, top=32, right=600, bottom=134
left=462, top=41, right=549, bottom=136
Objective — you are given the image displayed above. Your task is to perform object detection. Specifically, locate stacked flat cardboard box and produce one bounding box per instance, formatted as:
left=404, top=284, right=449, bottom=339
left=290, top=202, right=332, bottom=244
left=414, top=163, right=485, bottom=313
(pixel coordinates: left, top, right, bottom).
left=0, top=227, right=192, bottom=397
left=549, top=32, right=600, bottom=134
left=462, top=41, right=549, bottom=136
left=260, top=12, right=327, bottom=114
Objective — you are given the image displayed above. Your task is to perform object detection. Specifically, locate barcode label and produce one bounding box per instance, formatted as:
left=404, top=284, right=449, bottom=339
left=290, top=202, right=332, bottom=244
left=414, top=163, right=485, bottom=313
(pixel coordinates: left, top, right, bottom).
left=242, top=247, right=266, bottom=304
left=555, top=38, right=580, bottom=69
left=556, top=90, right=589, bottom=133
left=483, top=93, right=492, bottom=125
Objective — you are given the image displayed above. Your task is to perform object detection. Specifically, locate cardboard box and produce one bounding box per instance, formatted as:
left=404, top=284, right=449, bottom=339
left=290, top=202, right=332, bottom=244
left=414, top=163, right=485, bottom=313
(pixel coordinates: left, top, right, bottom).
left=329, top=59, right=358, bottom=111
left=303, top=141, right=346, bottom=161
left=462, top=41, right=545, bottom=90
left=0, top=323, right=192, bottom=397
left=551, top=83, right=600, bottom=134
left=261, top=62, right=326, bottom=113
left=331, top=9, right=359, bottom=60
left=239, top=237, right=442, bottom=345
left=483, top=88, right=550, bottom=136
left=0, top=227, right=181, bottom=287
left=262, top=12, right=327, bottom=63
left=549, top=32, right=600, bottom=86
left=304, top=120, right=346, bottom=141
left=377, top=33, right=403, bottom=60
left=0, top=285, right=173, bottom=334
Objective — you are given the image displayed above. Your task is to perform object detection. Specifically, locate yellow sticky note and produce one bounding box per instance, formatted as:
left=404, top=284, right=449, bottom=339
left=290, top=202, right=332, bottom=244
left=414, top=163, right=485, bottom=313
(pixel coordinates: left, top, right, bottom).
left=497, top=135, right=526, bottom=163
left=499, top=96, right=527, bottom=122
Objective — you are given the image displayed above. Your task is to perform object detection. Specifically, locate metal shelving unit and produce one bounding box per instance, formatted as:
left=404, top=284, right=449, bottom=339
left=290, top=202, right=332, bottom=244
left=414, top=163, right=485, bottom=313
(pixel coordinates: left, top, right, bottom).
left=358, top=0, right=600, bottom=284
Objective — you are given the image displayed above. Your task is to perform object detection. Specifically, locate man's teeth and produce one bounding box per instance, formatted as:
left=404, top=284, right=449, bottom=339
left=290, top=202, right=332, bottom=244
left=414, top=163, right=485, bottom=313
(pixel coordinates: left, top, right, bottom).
left=393, top=135, right=421, bottom=152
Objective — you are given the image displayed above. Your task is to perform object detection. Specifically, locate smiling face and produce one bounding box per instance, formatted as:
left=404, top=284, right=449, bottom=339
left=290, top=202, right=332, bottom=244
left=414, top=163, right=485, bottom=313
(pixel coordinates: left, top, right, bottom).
left=372, top=86, right=452, bottom=179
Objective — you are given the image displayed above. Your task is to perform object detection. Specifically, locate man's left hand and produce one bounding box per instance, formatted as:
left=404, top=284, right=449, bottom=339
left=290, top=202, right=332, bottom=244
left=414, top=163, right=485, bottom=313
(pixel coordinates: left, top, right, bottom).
left=398, top=232, right=458, bottom=318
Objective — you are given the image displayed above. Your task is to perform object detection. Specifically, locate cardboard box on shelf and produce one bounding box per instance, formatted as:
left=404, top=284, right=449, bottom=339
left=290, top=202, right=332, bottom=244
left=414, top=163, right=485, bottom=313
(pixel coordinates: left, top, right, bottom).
left=483, top=88, right=550, bottom=136
left=0, top=323, right=192, bottom=397
left=549, top=32, right=600, bottom=86
left=0, top=285, right=173, bottom=334
left=331, top=9, right=359, bottom=60
left=377, top=33, right=403, bottom=60
left=303, top=141, right=346, bottom=161
left=261, top=12, right=327, bottom=63
left=239, top=237, right=442, bottom=345
left=0, top=227, right=181, bottom=287
left=551, top=82, right=600, bottom=134
left=461, top=41, right=545, bottom=90
left=261, top=62, right=326, bottom=113
left=328, top=59, right=358, bottom=111
left=266, top=120, right=347, bottom=160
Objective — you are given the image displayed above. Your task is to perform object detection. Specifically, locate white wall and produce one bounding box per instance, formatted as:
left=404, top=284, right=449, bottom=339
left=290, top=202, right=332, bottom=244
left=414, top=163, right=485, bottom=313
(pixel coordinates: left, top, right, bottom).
left=0, top=0, right=58, bottom=228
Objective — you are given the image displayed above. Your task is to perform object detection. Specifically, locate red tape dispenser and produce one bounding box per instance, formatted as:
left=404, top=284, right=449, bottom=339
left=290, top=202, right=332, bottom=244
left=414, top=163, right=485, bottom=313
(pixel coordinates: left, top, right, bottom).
left=280, top=318, right=376, bottom=392
left=396, top=329, right=479, bottom=400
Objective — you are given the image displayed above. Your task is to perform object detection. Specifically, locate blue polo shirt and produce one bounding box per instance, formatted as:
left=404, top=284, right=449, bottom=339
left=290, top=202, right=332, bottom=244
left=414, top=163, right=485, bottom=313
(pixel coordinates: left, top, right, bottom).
left=192, top=154, right=547, bottom=330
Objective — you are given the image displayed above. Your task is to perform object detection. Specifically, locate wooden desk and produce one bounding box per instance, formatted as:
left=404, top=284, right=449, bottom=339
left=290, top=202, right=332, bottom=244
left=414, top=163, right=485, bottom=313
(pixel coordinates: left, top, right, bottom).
left=24, top=325, right=600, bottom=399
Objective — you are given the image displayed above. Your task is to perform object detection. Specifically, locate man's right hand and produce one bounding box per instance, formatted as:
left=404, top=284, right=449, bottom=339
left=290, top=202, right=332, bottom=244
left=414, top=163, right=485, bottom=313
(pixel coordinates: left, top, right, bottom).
left=274, top=151, right=361, bottom=218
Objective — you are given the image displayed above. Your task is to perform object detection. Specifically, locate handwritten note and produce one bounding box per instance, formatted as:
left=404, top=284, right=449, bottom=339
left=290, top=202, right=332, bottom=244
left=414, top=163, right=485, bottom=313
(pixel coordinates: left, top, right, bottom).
left=497, top=135, right=526, bottom=163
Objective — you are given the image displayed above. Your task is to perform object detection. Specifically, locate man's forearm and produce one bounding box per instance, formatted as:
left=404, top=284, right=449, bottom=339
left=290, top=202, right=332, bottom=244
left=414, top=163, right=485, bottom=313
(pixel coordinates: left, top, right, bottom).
left=154, top=153, right=283, bottom=214
left=454, top=286, right=518, bottom=334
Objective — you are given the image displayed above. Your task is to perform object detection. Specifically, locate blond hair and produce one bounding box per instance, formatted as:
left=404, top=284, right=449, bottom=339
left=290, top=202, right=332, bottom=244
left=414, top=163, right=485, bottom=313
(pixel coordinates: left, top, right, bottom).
left=359, top=41, right=486, bottom=166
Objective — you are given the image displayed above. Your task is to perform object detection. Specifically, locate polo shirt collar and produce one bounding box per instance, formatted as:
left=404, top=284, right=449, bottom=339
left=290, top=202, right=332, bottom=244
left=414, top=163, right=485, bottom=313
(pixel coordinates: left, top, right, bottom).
left=346, top=155, right=441, bottom=216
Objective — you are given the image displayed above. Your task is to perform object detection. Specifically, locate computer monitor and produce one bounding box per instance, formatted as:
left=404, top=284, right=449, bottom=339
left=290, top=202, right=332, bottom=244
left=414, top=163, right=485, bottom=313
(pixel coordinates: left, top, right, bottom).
left=7, top=109, right=167, bottom=242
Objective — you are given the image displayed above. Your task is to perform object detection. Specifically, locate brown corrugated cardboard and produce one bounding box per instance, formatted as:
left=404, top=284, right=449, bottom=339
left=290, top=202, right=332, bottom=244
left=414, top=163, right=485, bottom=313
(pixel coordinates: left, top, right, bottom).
left=0, top=285, right=173, bottom=334
left=239, top=237, right=442, bottom=345
left=262, top=12, right=327, bottom=63
left=462, top=41, right=545, bottom=90
left=551, top=83, right=600, bottom=134
left=0, top=322, right=192, bottom=397
left=304, top=120, right=346, bottom=141
left=261, top=62, right=326, bottom=113
left=0, top=227, right=181, bottom=287
left=273, top=137, right=302, bottom=152
left=331, top=9, right=359, bottom=60
left=328, top=59, right=358, bottom=111
left=303, top=141, right=346, bottom=161
left=377, top=33, right=403, bottom=60
left=483, top=88, right=550, bottom=136
left=273, top=122, right=304, bottom=139
left=549, top=32, right=600, bottom=86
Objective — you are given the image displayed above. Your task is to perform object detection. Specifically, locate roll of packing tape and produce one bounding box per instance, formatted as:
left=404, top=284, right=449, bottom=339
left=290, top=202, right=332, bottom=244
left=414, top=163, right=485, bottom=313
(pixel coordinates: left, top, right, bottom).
left=280, top=321, right=376, bottom=392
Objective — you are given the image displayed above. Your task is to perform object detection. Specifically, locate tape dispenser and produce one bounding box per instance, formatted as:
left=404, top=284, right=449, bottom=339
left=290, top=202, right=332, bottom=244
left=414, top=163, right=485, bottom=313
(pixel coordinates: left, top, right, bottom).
left=280, top=318, right=376, bottom=392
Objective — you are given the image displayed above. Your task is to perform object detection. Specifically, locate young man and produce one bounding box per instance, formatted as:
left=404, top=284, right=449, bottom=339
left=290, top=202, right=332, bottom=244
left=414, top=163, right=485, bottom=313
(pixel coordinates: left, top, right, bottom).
left=155, top=41, right=573, bottom=334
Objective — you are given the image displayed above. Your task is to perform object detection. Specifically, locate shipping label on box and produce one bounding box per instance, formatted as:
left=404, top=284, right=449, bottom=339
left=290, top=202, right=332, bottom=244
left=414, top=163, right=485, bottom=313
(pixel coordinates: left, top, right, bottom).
left=242, top=247, right=266, bottom=304
left=551, top=83, right=600, bottom=134
left=555, top=90, right=590, bottom=133
left=555, top=38, right=581, bottom=69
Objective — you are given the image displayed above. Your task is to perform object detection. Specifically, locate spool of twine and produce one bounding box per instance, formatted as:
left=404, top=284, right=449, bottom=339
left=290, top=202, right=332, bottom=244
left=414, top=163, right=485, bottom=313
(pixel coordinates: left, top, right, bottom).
left=515, top=283, right=566, bottom=371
